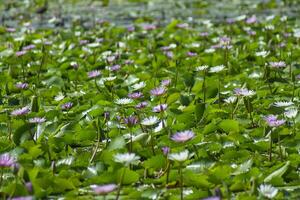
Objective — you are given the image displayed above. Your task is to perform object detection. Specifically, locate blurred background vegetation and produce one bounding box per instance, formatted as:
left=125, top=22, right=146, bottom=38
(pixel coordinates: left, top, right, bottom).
left=0, top=0, right=299, bottom=28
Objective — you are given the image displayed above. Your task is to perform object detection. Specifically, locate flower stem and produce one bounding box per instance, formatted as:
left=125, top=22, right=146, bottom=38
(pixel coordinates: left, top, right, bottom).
left=179, top=165, right=183, bottom=200
left=218, top=75, right=221, bottom=108
left=202, top=71, right=206, bottom=102
left=116, top=167, right=126, bottom=200
left=278, top=133, right=283, bottom=161
left=269, top=131, right=272, bottom=162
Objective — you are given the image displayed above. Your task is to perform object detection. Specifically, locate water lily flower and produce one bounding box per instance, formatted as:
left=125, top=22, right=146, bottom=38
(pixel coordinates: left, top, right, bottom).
left=161, top=79, right=171, bottom=87
left=22, top=44, right=36, bottom=51
left=224, top=96, right=237, bottom=104
left=88, top=70, right=101, bottom=78
left=168, top=150, right=190, bottom=162
left=124, top=116, right=138, bottom=127
left=234, top=88, right=256, bottom=97
left=161, top=146, right=170, bottom=155
left=128, top=92, right=143, bottom=99
left=255, top=50, right=269, bottom=57
left=136, top=101, right=148, bottom=109
left=195, top=65, right=209, bottom=72
left=284, top=108, right=298, bottom=119
left=11, top=107, right=30, bottom=116
left=91, top=184, right=117, bottom=195
left=273, top=101, right=293, bottom=107
left=114, top=153, right=140, bottom=166
left=209, top=65, right=225, bottom=73
left=171, top=130, right=195, bottom=143
left=150, top=87, right=166, bottom=96
left=269, top=61, right=286, bottom=68
left=0, top=153, right=15, bottom=167
left=264, top=115, right=285, bottom=127
left=246, top=15, right=257, bottom=24
left=61, top=102, right=73, bottom=110
left=258, top=184, right=278, bottom=199
left=141, top=116, right=159, bottom=126
left=109, top=64, right=121, bottom=71
left=115, top=98, right=133, bottom=105
left=16, top=50, right=27, bottom=57
left=15, top=82, right=29, bottom=89
left=28, top=117, right=46, bottom=124
left=152, top=104, right=167, bottom=113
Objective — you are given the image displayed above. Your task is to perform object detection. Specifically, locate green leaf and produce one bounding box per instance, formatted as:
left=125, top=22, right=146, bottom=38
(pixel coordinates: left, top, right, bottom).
left=264, top=161, right=290, bottom=183
left=219, top=119, right=239, bottom=133
left=143, top=154, right=166, bottom=170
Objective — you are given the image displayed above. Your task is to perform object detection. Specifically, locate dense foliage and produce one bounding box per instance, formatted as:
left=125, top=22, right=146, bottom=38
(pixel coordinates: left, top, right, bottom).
left=0, top=1, right=300, bottom=199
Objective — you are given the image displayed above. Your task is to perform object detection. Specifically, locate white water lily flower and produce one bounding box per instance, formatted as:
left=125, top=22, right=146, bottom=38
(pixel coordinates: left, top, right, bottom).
left=114, top=153, right=140, bottom=166
left=224, top=96, right=237, bottom=104
left=114, top=98, right=133, bottom=105
left=249, top=71, right=262, bottom=79
left=255, top=50, right=269, bottom=57
left=168, top=150, right=190, bottom=162
left=141, top=116, right=159, bottom=126
left=273, top=101, right=294, bottom=107
left=195, top=65, right=209, bottom=71
left=205, top=48, right=215, bottom=53
left=258, top=184, right=278, bottom=199
left=132, top=82, right=146, bottom=90
left=284, top=108, right=298, bottom=119
left=54, top=93, right=65, bottom=101
left=209, top=65, right=225, bottom=73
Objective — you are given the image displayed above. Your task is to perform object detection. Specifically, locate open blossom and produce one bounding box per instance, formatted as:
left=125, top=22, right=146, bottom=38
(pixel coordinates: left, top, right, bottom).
left=176, top=23, right=189, bottom=29
left=0, top=153, right=15, bottom=167
left=11, top=107, right=30, bottom=116
left=161, top=79, right=171, bottom=87
left=284, top=108, right=298, bottom=119
left=234, top=88, right=256, bottom=97
left=143, top=24, right=156, bottom=31
left=16, top=50, right=27, bottom=57
left=264, top=115, right=285, bottom=127
left=115, top=98, right=133, bottom=105
left=61, top=102, right=73, bottom=110
left=28, top=117, right=46, bottom=124
left=187, top=51, right=197, bottom=57
left=141, top=116, right=159, bottom=126
left=22, top=44, right=36, bottom=51
left=195, top=65, right=209, bottom=72
left=128, top=92, right=143, bottom=99
left=258, top=184, right=278, bottom=199
left=273, top=101, right=293, bottom=107
left=136, top=101, right=148, bottom=109
left=161, top=146, right=170, bottom=155
left=269, top=61, right=286, bottom=68
left=168, top=150, right=190, bottom=162
left=88, top=70, right=101, bottom=78
left=209, top=65, right=225, bottom=73
left=15, top=82, right=29, bottom=89
left=109, top=64, right=121, bottom=71
left=224, top=96, right=237, bottom=104
left=246, top=15, right=257, bottom=24
left=124, top=116, right=138, bottom=127
left=171, top=130, right=195, bottom=143
left=91, top=184, right=117, bottom=195
left=152, top=104, right=167, bottom=113
left=255, top=50, right=269, bottom=57
left=150, top=87, right=166, bottom=96
left=114, top=153, right=140, bottom=166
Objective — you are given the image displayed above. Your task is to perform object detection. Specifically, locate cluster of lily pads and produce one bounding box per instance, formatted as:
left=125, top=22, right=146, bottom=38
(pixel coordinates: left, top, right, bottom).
left=0, top=8, right=300, bottom=200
